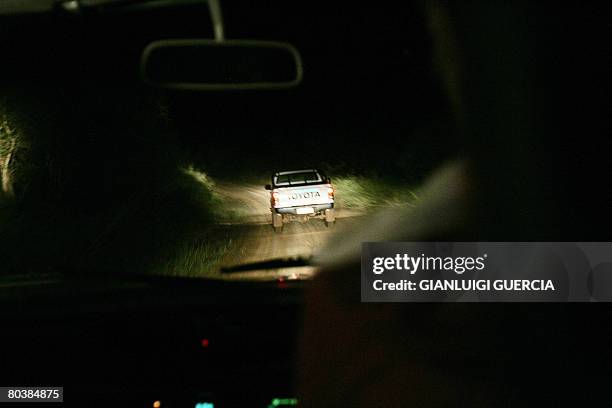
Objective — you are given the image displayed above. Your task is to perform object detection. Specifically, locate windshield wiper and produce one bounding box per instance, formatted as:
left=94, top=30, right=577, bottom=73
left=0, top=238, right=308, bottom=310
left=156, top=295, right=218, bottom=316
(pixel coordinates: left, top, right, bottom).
left=221, top=256, right=311, bottom=273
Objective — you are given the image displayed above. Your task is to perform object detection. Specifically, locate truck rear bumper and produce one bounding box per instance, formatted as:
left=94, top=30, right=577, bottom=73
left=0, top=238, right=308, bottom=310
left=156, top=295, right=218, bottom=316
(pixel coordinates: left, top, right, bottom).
left=274, top=203, right=333, bottom=215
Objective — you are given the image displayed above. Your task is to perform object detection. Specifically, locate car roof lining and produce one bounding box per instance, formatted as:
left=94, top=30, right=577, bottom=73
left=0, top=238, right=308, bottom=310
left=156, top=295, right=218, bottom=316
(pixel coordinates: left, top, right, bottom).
left=0, top=0, right=209, bottom=16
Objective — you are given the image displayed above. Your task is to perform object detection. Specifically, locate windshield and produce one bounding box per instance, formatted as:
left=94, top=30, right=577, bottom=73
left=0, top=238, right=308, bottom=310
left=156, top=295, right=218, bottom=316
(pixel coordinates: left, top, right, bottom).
left=1, top=1, right=603, bottom=286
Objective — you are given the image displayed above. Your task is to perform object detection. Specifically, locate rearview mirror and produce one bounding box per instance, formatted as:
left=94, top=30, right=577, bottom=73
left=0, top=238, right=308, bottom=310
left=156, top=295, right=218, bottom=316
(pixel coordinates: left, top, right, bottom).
left=141, top=39, right=303, bottom=91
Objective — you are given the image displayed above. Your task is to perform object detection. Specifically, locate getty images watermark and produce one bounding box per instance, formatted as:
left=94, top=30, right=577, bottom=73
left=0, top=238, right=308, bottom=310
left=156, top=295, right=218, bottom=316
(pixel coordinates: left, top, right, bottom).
left=361, top=242, right=612, bottom=302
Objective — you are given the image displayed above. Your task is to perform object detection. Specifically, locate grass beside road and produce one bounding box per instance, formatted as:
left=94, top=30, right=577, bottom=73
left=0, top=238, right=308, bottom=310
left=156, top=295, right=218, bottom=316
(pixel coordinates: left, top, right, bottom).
left=143, top=166, right=234, bottom=278
left=0, top=166, right=231, bottom=278
left=148, top=227, right=234, bottom=278
left=332, top=175, right=420, bottom=212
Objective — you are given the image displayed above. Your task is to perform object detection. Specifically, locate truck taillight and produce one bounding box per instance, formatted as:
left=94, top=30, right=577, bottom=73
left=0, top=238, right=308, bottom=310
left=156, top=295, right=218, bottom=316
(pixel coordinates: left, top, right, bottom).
left=272, top=191, right=280, bottom=206
left=327, top=186, right=335, bottom=200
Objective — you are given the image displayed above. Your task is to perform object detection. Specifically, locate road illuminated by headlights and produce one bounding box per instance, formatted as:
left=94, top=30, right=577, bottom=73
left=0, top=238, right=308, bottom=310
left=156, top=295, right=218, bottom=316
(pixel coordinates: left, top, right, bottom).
left=212, top=182, right=362, bottom=280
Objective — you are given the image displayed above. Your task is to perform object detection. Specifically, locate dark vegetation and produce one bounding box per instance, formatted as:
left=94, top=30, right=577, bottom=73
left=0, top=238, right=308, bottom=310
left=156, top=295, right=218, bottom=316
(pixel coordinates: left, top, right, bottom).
left=0, top=85, right=218, bottom=275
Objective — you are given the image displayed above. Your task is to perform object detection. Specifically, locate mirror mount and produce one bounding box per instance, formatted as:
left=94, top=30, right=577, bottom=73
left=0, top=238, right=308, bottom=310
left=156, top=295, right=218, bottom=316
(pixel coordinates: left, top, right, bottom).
left=208, top=0, right=225, bottom=41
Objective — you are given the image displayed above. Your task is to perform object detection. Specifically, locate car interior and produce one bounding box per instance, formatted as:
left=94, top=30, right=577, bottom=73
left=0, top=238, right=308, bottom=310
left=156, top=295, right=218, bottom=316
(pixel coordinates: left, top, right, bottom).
left=0, top=1, right=609, bottom=407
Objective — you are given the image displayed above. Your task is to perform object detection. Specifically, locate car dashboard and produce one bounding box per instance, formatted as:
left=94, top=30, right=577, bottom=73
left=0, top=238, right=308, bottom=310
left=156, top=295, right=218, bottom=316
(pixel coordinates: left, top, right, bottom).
left=0, top=275, right=304, bottom=408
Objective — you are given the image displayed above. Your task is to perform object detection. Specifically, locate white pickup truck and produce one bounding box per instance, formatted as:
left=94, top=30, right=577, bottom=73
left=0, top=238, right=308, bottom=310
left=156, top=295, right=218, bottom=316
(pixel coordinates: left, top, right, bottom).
left=265, top=169, right=335, bottom=232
